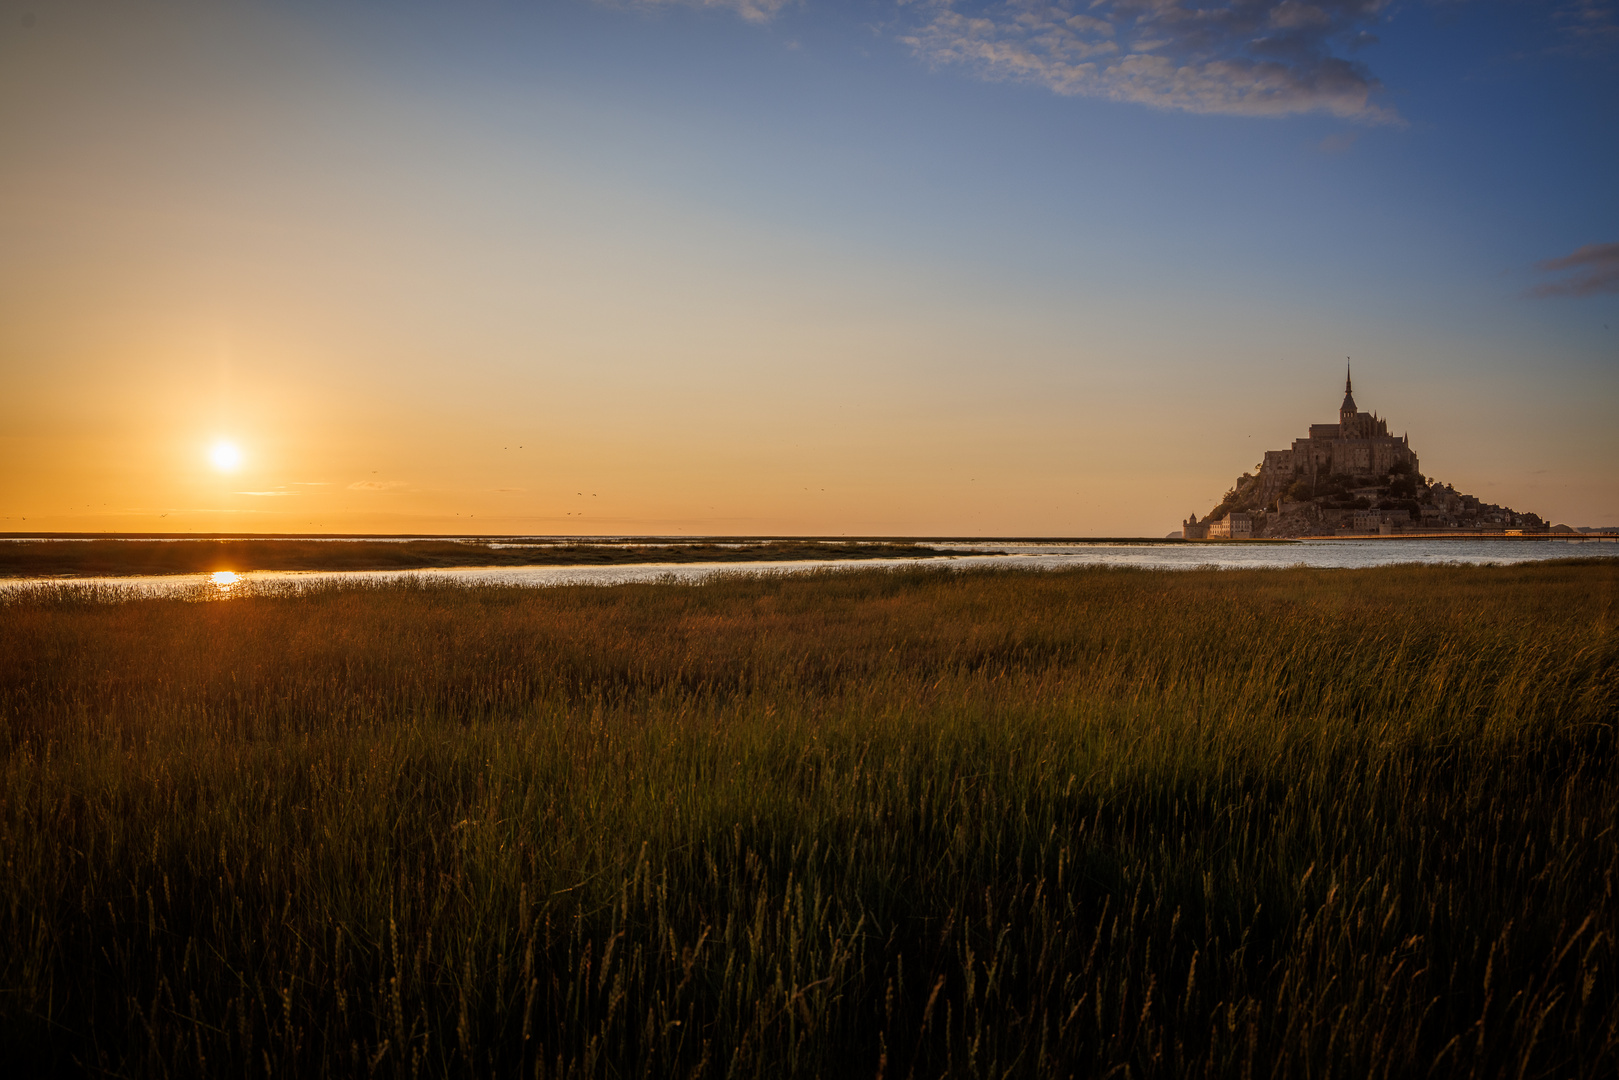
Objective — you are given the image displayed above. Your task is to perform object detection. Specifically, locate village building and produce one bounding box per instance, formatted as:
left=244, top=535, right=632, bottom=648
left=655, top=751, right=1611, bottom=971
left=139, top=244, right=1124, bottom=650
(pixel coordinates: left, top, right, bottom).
left=1205, top=513, right=1251, bottom=539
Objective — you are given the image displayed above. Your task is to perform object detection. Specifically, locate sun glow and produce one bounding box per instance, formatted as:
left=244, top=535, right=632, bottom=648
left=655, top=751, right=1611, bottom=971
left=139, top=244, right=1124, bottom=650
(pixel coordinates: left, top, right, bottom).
left=209, top=440, right=242, bottom=472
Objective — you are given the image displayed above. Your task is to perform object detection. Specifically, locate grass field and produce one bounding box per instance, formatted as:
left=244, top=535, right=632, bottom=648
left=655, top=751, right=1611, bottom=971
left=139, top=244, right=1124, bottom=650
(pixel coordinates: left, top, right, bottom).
left=2, top=561, right=1615, bottom=1077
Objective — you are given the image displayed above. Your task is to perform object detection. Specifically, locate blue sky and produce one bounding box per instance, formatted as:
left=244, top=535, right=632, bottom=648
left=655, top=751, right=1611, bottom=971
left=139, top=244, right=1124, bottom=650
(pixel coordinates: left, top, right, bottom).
left=2, top=0, right=1615, bottom=533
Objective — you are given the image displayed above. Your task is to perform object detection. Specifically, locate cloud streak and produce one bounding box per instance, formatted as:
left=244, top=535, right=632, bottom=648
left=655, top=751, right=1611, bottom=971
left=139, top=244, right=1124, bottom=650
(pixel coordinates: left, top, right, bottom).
left=1554, top=0, right=1619, bottom=51
left=900, top=0, right=1398, bottom=122
left=1531, top=242, right=1619, bottom=297
left=616, top=0, right=796, bottom=23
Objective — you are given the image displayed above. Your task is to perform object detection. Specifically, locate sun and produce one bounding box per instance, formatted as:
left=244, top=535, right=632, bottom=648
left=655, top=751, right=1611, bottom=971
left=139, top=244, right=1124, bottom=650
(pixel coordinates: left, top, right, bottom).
left=209, top=440, right=243, bottom=472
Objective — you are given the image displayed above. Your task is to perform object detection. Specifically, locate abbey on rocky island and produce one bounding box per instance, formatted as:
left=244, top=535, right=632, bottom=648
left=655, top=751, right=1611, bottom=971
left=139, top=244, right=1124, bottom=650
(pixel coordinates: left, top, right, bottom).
left=1184, top=366, right=1543, bottom=539
left=1254, top=366, right=1419, bottom=507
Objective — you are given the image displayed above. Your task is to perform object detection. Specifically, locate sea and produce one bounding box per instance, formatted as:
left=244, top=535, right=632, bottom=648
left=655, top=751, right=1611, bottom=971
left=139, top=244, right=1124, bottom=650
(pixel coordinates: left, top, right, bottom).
left=3, top=537, right=1616, bottom=601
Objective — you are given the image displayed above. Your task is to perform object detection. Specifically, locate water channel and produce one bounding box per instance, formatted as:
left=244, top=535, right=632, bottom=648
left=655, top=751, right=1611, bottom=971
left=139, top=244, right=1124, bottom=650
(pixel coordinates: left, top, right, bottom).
left=3, top=537, right=1615, bottom=602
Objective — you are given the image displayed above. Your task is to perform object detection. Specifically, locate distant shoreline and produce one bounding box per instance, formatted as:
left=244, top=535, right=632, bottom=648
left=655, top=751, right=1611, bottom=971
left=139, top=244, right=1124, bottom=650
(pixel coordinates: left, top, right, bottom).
left=3, top=531, right=1613, bottom=545
left=2, top=532, right=1215, bottom=544
left=0, top=538, right=1005, bottom=579
left=4, top=532, right=1614, bottom=580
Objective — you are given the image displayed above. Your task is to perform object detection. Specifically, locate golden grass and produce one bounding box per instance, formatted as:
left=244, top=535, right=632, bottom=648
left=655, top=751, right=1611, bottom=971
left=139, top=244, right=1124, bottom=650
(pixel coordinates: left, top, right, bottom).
left=1, top=561, right=1615, bottom=1077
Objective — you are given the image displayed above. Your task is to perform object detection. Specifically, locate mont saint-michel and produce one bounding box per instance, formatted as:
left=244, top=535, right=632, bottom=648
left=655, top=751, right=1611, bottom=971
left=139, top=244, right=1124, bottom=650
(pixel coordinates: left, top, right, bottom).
left=1184, top=367, right=1545, bottom=539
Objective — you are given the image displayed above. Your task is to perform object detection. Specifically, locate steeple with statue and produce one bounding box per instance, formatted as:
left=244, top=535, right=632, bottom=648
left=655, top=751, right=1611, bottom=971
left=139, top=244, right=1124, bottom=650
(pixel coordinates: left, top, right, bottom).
left=1339, top=362, right=1358, bottom=433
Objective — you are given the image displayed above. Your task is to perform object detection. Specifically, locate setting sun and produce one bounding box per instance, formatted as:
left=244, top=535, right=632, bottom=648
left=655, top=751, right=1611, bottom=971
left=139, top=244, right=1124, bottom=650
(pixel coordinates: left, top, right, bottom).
left=208, top=441, right=242, bottom=473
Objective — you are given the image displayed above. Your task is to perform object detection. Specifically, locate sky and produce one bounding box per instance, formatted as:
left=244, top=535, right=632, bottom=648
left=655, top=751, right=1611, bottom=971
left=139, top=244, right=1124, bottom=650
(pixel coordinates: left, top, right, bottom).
left=1, top=0, right=1615, bottom=536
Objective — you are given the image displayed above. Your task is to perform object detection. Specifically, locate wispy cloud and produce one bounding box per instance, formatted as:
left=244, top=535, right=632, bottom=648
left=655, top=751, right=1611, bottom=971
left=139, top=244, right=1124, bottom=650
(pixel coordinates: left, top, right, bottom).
left=900, top=0, right=1398, bottom=122
left=1318, top=129, right=1360, bottom=153
left=234, top=491, right=292, bottom=496
left=347, top=480, right=409, bottom=491
left=1530, top=241, right=1619, bottom=297
left=1554, top=0, right=1619, bottom=51
left=614, top=0, right=796, bottom=24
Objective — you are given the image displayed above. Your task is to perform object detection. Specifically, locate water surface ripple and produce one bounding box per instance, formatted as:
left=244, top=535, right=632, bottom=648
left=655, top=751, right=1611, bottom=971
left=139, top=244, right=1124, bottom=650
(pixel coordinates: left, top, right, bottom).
left=3, top=538, right=1615, bottom=602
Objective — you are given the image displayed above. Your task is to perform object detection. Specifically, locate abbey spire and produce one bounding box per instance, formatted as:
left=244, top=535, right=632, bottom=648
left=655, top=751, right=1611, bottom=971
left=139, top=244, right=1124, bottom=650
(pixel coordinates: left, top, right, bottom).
left=1340, top=359, right=1357, bottom=428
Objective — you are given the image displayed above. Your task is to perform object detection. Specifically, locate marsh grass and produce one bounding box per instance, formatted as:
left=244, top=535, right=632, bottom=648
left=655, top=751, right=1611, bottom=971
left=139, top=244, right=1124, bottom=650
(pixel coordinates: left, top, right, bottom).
left=0, top=538, right=968, bottom=578
left=1, top=562, right=1616, bottom=1077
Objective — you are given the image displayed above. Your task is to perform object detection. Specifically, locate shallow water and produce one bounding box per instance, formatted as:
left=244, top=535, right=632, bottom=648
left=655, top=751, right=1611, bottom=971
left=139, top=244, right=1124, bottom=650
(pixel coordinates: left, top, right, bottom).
left=2, top=537, right=1614, bottom=602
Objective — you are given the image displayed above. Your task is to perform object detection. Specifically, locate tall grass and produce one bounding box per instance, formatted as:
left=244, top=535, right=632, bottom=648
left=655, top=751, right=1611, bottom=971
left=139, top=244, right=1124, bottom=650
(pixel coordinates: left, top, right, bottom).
left=1, top=562, right=1615, bottom=1077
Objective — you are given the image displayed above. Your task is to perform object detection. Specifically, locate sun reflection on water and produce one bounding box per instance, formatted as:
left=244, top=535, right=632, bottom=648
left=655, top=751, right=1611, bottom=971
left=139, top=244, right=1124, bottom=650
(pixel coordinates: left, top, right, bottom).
left=210, top=571, right=240, bottom=592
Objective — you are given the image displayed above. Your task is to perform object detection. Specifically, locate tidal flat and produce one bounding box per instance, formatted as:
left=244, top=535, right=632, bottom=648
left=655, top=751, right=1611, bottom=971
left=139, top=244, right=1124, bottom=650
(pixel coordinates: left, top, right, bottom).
left=0, top=537, right=974, bottom=578
left=2, top=562, right=1616, bottom=1078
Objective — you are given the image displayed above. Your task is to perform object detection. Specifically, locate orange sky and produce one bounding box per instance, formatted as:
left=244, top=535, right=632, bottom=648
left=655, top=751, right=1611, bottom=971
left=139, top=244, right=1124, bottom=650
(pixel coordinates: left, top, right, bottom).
left=3, top=1, right=1615, bottom=535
